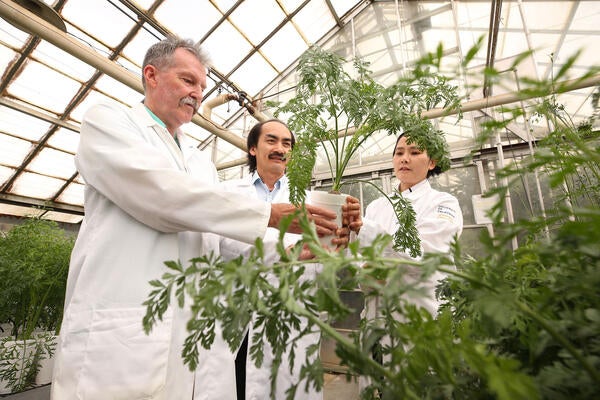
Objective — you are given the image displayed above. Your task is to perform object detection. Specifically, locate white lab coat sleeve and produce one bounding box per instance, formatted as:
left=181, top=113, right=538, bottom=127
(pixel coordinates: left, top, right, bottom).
left=77, top=103, right=269, bottom=243
left=217, top=178, right=301, bottom=265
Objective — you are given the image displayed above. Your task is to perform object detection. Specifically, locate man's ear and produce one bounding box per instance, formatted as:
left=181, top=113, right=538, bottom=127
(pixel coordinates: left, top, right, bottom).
left=249, top=146, right=257, bottom=156
left=143, top=65, right=158, bottom=87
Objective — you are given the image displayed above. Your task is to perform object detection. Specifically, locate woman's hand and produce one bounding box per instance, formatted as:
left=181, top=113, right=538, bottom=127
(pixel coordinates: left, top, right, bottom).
left=342, top=195, right=363, bottom=234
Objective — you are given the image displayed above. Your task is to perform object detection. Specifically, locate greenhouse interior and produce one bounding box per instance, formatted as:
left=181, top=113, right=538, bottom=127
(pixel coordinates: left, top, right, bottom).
left=1, top=0, right=599, bottom=399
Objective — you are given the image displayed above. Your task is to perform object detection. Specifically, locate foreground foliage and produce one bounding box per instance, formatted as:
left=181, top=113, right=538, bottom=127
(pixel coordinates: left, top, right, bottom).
left=143, top=51, right=600, bottom=398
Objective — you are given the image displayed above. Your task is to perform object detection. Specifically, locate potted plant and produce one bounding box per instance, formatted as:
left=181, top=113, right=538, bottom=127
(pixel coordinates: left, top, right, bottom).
left=0, top=217, right=74, bottom=393
left=266, top=45, right=460, bottom=251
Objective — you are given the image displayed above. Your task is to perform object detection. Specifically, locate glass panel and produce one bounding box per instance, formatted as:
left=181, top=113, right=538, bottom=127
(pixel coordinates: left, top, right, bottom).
left=228, top=53, right=277, bottom=96
left=28, top=148, right=76, bottom=180
left=0, top=204, right=45, bottom=218
left=279, top=0, right=304, bottom=12
left=33, top=41, right=96, bottom=81
left=0, top=18, right=30, bottom=46
left=201, top=21, right=253, bottom=73
left=458, top=227, right=487, bottom=259
left=0, top=46, right=16, bottom=74
left=11, top=172, right=65, bottom=200
left=8, top=60, right=81, bottom=114
left=330, top=0, right=358, bottom=16
left=70, top=90, right=126, bottom=122
left=57, top=182, right=85, bottom=207
left=261, top=23, right=307, bottom=71
left=361, top=176, right=386, bottom=214
left=94, top=74, right=143, bottom=106
left=294, top=0, right=336, bottom=44
left=230, top=0, right=285, bottom=45
left=0, top=134, right=32, bottom=167
left=430, top=164, right=478, bottom=226
left=0, top=107, right=51, bottom=141
left=62, top=0, right=135, bottom=47
left=0, top=165, right=14, bottom=186
left=47, top=127, right=80, bottom=154
left=38, top=210, right=83, bottom=224
left=122, top=30, right=163, bottom=69
left=156, top=0, right=222, bottom=41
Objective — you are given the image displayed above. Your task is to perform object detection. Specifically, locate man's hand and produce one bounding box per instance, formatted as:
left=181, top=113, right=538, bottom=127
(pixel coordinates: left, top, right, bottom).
left=342, top=195, right=363, bottom=234
left=331, top=227, right=350, bottom=250
left=269, top=203, right=338, bottom=236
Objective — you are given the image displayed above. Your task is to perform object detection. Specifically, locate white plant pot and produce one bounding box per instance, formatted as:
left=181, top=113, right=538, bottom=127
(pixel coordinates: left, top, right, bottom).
left=0, top=339, right=36, bottom=394
left=0, top=333, right=57, bottom=393
left=307, top=190, right=348, bottom=247
left=34, top=334, right=57, bottom=386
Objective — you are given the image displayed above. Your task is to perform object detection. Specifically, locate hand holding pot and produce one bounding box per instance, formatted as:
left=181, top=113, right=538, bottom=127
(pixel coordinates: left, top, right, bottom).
left=269, top=203, right=338, bottom=236
left=342, top=195, right=363, bottom=234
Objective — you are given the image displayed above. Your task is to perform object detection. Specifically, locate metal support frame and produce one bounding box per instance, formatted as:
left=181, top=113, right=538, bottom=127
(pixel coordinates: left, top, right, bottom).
left=0, top=0, right=248, bottom=150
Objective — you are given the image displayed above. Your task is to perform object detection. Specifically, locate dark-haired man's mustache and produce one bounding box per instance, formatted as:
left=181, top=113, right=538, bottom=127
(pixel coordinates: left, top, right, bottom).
left=268, top=152, right=287, bottom=161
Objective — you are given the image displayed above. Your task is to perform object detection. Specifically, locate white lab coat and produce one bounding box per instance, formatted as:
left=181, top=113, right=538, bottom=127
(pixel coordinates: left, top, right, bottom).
left=52, top=102, right=270, bottom=400
left=358, top=178, right=463, bottom=315
left=357, top=179, right=463, bottom=393
left=219, top=175, right=322, bottom=400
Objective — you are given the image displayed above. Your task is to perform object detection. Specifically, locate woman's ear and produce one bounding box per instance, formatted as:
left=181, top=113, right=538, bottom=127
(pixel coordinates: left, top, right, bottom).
left=428, top=159, right=437, bottom=171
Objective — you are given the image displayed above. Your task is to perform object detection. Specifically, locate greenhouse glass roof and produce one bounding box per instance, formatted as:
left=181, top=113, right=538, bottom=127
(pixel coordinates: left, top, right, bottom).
left=0, top=0, right=598, bottom=224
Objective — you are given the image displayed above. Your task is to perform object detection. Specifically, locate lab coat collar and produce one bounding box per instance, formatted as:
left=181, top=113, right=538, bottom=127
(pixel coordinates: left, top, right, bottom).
left=132, top=103, right=187, bottom=170
left=133, top=102, right=185, bottom=140
left=399, top=179, right=431, bottom=200
left=132, top=102, right=161, bottom=128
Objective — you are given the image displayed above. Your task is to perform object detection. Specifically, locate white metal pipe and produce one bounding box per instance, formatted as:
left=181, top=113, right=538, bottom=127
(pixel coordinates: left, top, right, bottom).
left=201, top=93, right=238, bottom=120
left=422, top=73, right=600, bottom=119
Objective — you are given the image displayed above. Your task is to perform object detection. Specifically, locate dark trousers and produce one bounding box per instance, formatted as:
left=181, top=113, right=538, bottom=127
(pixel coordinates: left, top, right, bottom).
left=235, top=332, right=249, bottom=400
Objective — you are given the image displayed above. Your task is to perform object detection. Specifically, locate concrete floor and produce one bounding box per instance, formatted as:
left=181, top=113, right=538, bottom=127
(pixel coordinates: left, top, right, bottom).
left=1, top=374, right=358, bottom=399
left=0, top=384, right=50, bottom=400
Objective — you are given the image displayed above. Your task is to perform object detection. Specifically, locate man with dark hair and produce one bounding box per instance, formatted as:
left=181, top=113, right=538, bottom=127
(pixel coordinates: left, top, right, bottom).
left=219, top=119, right=323, bottom=399
left=51, top=37, right=337, bottom=400
left=245, top=118, right=295, bottom=175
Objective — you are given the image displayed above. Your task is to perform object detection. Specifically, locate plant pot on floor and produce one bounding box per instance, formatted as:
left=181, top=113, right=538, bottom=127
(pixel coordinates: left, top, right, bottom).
left=307, top=190, right=347, bottom=248
left=0, top=333, right=57, bottom=394
left=34, top=334, right=57, bottom=386
left=0, top=338, right=37, bottom=394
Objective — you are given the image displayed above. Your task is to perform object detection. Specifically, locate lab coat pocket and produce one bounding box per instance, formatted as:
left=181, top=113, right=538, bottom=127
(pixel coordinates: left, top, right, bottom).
left=79, top=307, right=171, bottom=399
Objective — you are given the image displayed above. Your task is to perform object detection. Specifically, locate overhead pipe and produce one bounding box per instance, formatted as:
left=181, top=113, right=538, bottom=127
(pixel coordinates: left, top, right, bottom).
left=201, top=92, right=271, bottom=123
left=0, top=0, right=247, bottom=150
left=215, top=72, right=600, bottom=170
left=216, top=157, right=247, bottom=171
left=201, top=93, right=238, bottom=120
left=422, top=73, right=600, bottom=119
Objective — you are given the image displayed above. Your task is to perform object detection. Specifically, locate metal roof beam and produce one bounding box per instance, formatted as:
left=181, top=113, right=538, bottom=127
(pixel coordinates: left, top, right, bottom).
left=0, top=0, right=247, bottom=150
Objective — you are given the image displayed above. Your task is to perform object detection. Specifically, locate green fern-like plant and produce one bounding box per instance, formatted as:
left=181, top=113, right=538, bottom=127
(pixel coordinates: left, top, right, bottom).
left=268, top=45, right=460, bottom=205
left=268, top=45, right=461, bottom=256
